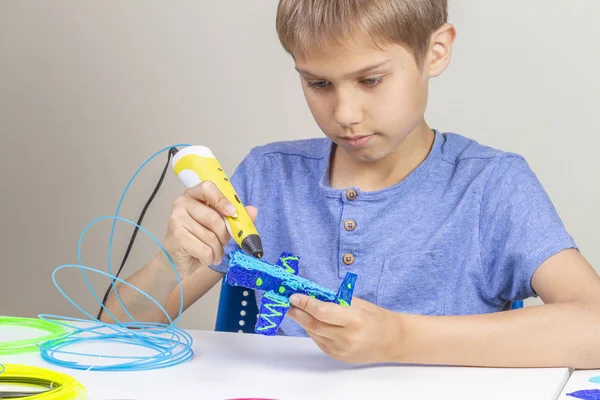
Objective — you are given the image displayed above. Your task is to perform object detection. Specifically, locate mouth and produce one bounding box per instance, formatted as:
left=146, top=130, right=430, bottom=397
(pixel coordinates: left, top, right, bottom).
left=340, top=134, right=374, bottom=148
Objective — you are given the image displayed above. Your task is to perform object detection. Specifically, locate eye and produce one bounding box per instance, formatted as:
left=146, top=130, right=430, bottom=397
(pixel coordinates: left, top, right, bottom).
left=360, top=76, right=384, bottom=87
left=307, top=80, right=331, bottom=90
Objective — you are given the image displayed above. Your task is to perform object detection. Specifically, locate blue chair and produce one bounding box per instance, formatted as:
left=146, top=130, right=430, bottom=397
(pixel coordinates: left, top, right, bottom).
left=510, top=300, right=523, bottom=310
left=510, top=300, right=524, bottom=309
left=215, top=279, right=259, bottom=333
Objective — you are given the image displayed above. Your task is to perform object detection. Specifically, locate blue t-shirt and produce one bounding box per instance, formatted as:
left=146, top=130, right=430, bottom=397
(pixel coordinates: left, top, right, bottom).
left=212, top=130, right=577, bottom=337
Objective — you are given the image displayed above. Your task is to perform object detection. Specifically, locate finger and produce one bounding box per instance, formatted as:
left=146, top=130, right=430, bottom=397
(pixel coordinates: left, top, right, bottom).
left=347, top=296, right=372, bottom=311
left=177, top=227, right=217, bottom=266
left=290, top=294, right=351, bottom=327
left=179, top=214, right=224, bottom=264
left=184, top=181, right=237, bottom=217
left=287, top=306, right=338, bottom=340
left=246, top=205, right=258, bottom=222
left=175, top=196, right=230, bottom=246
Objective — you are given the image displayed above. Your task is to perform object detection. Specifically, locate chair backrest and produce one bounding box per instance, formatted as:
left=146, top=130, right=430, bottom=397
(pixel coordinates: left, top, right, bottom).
left=215, top=279, right=259, bottom=333
left=510, top=300, right=524, bottom=309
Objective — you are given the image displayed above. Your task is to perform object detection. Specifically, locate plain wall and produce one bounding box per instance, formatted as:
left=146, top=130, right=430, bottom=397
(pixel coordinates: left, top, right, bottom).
left=1, top=1, right=598, bottom=330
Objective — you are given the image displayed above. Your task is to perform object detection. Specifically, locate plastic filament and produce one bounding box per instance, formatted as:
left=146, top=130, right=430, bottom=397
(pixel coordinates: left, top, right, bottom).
left=36, top=144, right=195, bottom=371
left=0, top=364, right=86, bottom=399
left=0, top=316, right=69, bottom=355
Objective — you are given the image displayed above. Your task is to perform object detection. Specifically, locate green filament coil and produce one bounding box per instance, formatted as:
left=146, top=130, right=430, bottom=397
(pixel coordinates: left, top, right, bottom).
left=0, top=317, right=69, bottom=355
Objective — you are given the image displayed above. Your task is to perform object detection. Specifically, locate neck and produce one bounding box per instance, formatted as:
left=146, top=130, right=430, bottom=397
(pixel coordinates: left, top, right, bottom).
left=329, top=120, right=435, bottom=191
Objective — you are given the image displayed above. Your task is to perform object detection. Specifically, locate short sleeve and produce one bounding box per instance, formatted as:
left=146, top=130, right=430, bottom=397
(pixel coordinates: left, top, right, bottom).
left=479, top=156, right=577, bottom=302
left=209, top=148, right=259, bottom=273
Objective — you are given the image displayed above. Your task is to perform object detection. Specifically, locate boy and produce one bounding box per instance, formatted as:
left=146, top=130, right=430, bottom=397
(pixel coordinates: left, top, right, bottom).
left=103, top=0, right=600, bottom=368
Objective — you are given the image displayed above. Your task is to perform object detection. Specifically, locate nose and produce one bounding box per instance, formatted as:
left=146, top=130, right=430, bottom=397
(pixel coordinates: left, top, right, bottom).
left=333, top=89, right=363, bottom=128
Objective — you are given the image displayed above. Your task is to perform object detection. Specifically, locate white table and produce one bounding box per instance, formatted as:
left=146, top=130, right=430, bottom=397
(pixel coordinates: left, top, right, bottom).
left=2, top=327, right=572, bottom=400
left=558, top=370, right=600, bottom=399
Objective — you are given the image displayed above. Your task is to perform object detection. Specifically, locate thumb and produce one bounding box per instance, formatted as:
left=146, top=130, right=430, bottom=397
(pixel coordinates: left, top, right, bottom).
left=246, top=205, right=258, bottom=222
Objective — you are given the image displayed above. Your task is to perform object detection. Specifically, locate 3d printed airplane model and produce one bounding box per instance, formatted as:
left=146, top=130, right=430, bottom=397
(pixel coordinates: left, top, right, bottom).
left=225, top=250, right=358, bottom=335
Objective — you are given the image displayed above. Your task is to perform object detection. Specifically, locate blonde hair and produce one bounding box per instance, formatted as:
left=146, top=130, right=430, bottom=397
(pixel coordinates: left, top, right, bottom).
left=276, top=0, right=448, bottom=66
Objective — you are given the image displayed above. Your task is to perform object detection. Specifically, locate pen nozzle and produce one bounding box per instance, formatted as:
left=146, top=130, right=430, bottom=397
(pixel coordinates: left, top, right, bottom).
left=242, top=234, right=264, bottom=259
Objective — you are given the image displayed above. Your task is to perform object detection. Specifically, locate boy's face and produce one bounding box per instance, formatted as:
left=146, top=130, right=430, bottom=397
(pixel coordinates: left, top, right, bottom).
left=294, top=33, right=436, bottom=163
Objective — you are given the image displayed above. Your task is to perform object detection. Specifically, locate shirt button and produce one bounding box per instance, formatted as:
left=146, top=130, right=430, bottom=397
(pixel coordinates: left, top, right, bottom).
left=344, top=219, right=356, bottom=231
left=343, top=253, right=355, bottom=265
left=346, top=190, right=357, bottom=200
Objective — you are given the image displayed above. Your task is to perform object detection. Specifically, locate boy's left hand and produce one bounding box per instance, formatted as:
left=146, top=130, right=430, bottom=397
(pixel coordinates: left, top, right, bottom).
left=287, top=294, right=401, bottom=364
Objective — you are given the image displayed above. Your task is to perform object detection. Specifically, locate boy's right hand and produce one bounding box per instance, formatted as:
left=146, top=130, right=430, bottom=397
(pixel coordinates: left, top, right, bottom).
left=160, top=181, right=258, bottom=279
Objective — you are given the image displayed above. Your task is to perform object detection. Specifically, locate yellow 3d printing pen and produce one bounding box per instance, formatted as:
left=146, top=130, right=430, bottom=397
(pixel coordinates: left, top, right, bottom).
left=170, top=146, right=264, bottom=259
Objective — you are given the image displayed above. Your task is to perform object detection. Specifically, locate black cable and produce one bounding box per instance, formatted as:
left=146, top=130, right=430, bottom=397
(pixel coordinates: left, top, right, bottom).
left=97, top=148, right=178, bottom=320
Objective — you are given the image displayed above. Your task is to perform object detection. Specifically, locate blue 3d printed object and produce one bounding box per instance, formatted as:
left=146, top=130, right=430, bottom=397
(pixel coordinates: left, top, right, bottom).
left=225, top=250, right=358, bottom=335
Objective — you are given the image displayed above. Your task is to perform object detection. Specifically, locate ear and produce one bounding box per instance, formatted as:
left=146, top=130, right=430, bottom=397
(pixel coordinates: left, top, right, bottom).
left=427, top=23, right=456, bottom=77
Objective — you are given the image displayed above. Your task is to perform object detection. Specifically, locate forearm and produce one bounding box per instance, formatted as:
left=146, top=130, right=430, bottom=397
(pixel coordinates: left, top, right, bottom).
left=100, top=252, right=179, bottom=324
left=392, top=301, right=600, bottom=368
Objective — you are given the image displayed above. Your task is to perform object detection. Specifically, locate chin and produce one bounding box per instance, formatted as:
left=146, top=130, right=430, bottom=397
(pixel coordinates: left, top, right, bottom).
left=340, top=144, right=389, bottom=163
